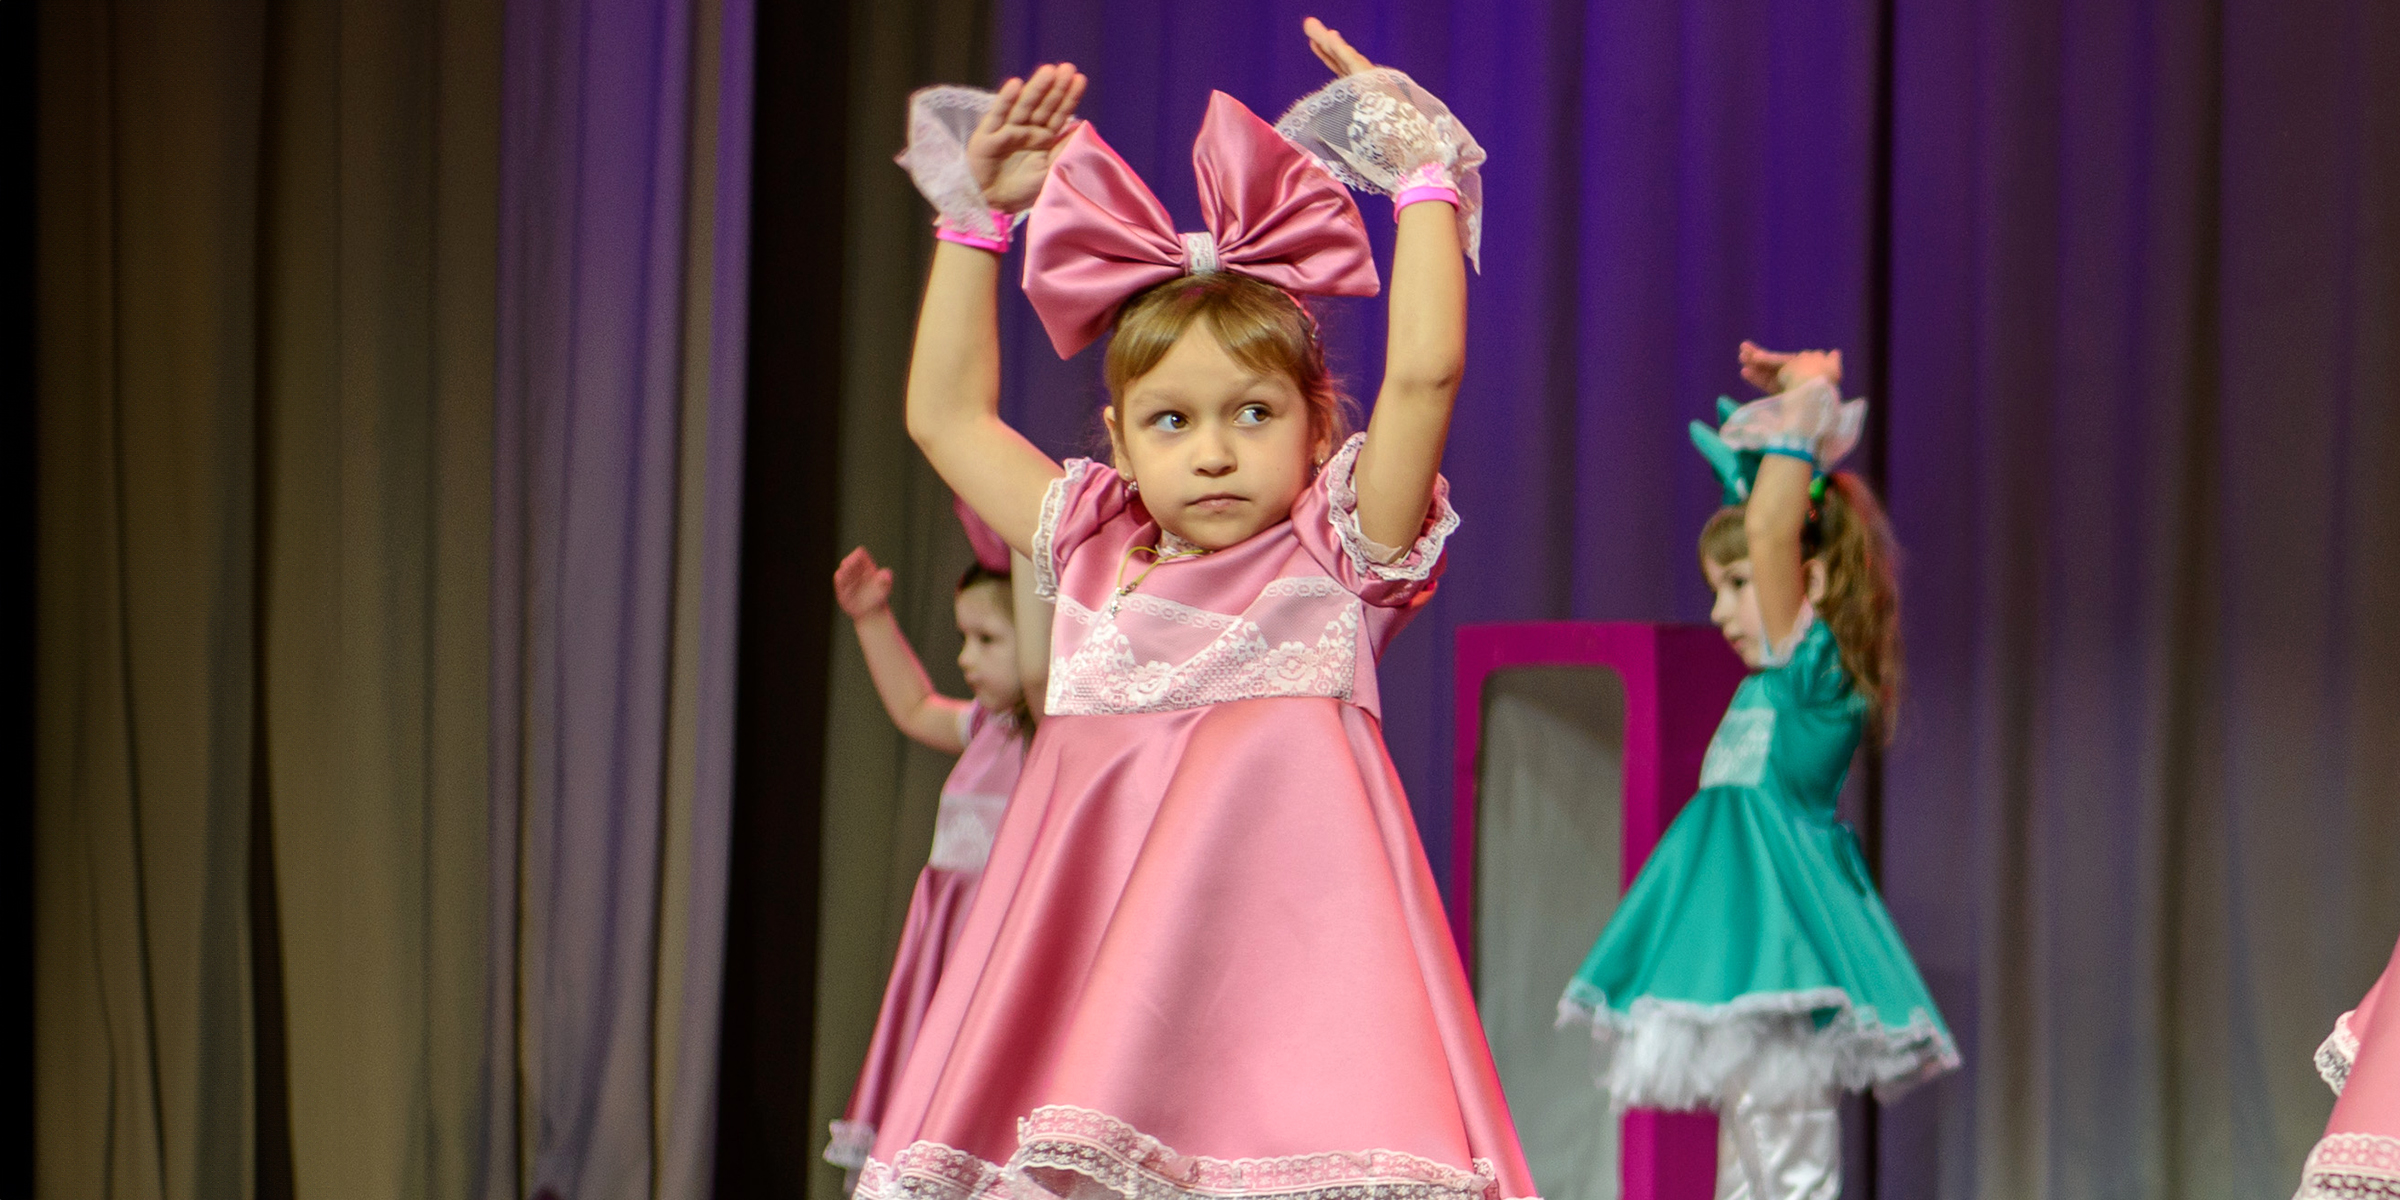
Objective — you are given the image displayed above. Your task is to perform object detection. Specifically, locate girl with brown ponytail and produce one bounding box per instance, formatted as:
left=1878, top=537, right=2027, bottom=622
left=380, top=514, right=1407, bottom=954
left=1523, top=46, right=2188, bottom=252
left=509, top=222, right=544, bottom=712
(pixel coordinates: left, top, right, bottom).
left=1560, top=343, right=1956, bottom=1200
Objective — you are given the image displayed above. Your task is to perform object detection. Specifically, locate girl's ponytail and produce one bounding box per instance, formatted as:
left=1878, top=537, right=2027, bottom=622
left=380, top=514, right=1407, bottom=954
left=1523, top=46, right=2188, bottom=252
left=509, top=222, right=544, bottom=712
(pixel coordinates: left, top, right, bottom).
left=1814, top=472, right=1902, bottom=739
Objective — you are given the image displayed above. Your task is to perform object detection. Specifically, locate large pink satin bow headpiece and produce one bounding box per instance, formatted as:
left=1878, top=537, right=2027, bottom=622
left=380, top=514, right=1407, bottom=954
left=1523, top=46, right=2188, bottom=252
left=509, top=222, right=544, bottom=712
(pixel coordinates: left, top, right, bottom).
left=1024, top=91, right=1380, bottom=358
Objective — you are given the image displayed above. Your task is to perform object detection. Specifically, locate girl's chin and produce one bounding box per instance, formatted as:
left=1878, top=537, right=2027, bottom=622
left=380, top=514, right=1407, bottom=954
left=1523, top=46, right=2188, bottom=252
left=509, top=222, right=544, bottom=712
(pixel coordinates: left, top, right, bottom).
left=1157, top=512, right=1283, bottom=551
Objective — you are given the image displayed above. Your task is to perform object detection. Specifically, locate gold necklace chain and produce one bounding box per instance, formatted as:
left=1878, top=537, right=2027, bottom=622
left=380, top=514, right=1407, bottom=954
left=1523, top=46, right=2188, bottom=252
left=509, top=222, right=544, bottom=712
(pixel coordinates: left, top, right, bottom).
left=1108, top=537, right=1210, bottom=615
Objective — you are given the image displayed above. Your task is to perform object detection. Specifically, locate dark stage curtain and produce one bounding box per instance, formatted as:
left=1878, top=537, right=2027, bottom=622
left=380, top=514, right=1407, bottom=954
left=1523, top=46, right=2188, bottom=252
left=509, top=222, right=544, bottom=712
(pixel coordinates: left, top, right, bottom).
left=786, top=3, right=998, bottom=1199
left=35, top=2, right=502, bottom=1194
left=34, top=1, right=755, bottom=1197
left=37, top=4, right=504, bottom=1195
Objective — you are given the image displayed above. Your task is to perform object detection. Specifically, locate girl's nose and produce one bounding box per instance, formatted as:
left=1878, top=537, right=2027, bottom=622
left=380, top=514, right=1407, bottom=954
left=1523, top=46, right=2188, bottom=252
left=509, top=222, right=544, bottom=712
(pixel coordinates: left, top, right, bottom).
left=1192, top=432, right=1235, bottom=474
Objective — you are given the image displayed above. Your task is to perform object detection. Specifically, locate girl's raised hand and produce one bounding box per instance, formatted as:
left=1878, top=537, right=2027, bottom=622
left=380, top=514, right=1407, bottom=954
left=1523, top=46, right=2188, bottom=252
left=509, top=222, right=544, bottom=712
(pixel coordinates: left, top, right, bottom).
left=833, top=547, right=896, bottom=619
left=967, top=63, right=1089, bottom=214
left=1739, top=341, right=1843, bottom=394
left=1302, top=16, right=1376, bottom=75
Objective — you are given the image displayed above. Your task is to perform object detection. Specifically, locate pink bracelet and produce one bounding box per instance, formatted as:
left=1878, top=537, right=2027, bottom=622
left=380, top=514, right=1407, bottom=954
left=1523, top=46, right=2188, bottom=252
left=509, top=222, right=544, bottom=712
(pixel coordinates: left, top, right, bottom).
left=1394, top=184, right=1461, bottom=215
left=934, top=209, right=1015, bottom=253
left=1392, top=163, right=1460, bottom=218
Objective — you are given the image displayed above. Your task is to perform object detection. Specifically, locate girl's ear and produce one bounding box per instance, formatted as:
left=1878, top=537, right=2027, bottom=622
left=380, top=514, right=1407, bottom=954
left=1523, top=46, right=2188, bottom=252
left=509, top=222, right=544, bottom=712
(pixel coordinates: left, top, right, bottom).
left=1805, top=557, right=1829, bottom=605
left=1102, top=404, right=1129, bottom=470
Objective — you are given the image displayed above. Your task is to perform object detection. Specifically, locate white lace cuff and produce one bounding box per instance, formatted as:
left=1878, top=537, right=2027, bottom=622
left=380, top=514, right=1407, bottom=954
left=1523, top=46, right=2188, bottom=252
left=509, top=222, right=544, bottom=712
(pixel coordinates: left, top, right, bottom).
left=1716, top=377, right=1867, bottom=472
left=1323, top=433, right=1459, bottom=583
left=2318, top=1010, right=2360, bottom=1094
left=1031, top=460, right=1092, bottom=601
left=1274, top=69, right=1487, bottom=270
left=825, top=1119, right=876, bottom=1170
left=895, top=85, right=1023, bottom=241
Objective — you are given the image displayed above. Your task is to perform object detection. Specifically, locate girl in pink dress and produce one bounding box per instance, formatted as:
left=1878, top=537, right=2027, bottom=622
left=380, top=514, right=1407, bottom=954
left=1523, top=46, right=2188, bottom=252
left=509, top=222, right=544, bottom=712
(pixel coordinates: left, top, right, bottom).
left=825, top=540, right=1032, bottom=1186
left=859, top=19, right=1535, bottom=1200
left=2294, top=934, right=2400, bottom=1198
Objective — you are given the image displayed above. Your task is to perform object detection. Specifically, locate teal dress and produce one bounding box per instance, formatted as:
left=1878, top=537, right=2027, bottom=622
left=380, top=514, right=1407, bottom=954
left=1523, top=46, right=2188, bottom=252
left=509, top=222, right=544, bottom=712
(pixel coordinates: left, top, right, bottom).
left=1559, top=617, right=1958, bottom=1110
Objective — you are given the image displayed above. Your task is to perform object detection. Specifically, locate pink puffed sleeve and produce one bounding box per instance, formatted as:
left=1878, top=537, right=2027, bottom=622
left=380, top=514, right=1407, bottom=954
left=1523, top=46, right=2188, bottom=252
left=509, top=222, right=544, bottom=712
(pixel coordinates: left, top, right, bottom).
left=1030, top=458, right=1133, bottom=601
left=1290, top=432, right=1460, bottom=609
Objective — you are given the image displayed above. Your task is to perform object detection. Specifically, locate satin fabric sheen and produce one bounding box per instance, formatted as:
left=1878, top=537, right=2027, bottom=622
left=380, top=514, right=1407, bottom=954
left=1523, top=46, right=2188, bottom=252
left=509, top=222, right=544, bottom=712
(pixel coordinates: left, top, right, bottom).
left=1715, top=1091, right=1838, bottom=1200
left=1022, top=91, right=1378, bottom=358
left=2329, top=937, right=2396, bottom=1137
left=835, top=706, right=1029, bottom=1164
left=867, top=700, right=1533, bottom=1197
left=862, top=452, right=1534, bottom=1200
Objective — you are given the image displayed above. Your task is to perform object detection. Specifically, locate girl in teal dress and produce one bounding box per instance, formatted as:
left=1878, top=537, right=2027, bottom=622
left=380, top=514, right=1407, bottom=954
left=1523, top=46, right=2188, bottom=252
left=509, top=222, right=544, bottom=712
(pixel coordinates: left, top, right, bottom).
left=1559, top=343, right=1958, bottom=1200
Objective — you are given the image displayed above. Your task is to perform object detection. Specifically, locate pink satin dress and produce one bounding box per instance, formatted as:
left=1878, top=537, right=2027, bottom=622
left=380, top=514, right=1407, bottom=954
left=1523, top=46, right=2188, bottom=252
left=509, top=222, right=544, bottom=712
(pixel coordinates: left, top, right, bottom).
left=858, top=434, right=1539, bottom=1200
left=2296, top=934, right=2400, bottom=1198
left=827, top=703, right=1028, bottom=1171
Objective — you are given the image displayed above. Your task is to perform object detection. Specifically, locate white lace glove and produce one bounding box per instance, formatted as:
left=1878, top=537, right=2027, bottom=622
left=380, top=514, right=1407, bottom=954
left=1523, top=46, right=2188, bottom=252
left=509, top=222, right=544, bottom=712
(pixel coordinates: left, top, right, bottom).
left=1274, top=69, right=1486, bottom=269
left=1716, top=376, right=1867, bottom=471
left=894, top=85, right=1020, bottom=244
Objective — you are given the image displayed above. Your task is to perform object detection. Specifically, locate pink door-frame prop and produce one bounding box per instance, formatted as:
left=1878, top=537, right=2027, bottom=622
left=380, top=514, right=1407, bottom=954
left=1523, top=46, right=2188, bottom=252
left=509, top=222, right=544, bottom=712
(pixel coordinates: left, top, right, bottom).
left=1453, top=622, right=1746, bottom=1200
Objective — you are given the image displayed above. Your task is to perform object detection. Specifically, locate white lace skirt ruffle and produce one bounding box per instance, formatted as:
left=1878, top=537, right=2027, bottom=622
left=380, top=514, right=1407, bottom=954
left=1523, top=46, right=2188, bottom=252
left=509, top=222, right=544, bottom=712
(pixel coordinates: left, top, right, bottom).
left=1558, top=982, right=1960, bottom=1110
left=858, top=1105, right=1532, bottom=1200
left=2294, top=1132, right=2400, bottom=1200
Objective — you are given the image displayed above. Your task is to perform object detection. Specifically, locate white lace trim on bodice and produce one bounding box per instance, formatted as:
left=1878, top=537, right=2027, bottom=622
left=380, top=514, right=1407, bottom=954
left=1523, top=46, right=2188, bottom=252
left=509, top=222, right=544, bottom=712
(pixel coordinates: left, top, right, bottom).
left=1046, top=579, right=1361, bottom=716
left=928, top=791, right=1008, bottom=871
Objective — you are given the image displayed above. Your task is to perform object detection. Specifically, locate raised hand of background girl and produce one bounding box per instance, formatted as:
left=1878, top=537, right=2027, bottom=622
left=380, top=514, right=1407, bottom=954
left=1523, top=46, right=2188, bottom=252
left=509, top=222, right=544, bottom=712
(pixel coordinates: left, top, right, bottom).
left=966, top=63, right=1088, bottom=214
left=832, top=547, right=896, bottom=619
left=1302, top=16, right=1375, bottom=75
left=1738, top=340, right=1842, bottom=394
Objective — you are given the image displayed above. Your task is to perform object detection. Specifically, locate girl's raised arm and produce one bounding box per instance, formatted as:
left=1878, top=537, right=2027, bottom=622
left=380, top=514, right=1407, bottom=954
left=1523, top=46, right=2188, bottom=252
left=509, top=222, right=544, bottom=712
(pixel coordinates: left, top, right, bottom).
left=835, top=547, right=971, bottom=752
left=1353, top=188, right=1466, bottom=551
left=904, top=65, right=1086, bottom=555
left=1733, top=342, right=1846, bottom=652
left=1286, top=20, right=1475, bottom=552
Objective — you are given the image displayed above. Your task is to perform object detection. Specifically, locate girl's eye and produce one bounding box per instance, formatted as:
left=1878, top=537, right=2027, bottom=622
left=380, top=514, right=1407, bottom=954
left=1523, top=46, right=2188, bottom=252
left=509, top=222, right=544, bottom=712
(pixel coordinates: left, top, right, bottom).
left=1148, top=411, right=1188, bottom=432
left=1234, top=404, right=1271, bottom=427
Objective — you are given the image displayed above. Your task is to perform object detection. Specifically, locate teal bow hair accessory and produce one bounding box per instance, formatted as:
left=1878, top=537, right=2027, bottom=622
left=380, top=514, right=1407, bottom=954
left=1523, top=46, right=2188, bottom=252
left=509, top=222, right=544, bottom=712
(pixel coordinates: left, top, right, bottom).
left=1689, top=396, right=1761, bottom=505
left=1689, top=396, right=1829, bottom=507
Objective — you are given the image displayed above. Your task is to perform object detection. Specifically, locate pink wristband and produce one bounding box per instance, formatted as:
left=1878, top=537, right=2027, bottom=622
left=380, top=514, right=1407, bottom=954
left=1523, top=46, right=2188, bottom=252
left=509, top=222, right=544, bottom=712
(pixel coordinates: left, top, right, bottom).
left=934, top=210, right=1014, bottom=253
left=1394, top=184, right=1461, bottom=215
left=1392, top=162, right=1461, bottom=219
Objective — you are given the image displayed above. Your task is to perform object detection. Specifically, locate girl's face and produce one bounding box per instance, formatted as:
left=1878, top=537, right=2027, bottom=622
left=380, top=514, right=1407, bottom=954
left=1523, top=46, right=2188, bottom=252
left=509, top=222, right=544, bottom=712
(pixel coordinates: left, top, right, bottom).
left=1705, top=556, right=1769, bottom=668
left=1704, top=554, right=1828, bottom=668
left=1107, top=322, right=1320, bottom=551
left=954, top=582, right=1023, bottom=712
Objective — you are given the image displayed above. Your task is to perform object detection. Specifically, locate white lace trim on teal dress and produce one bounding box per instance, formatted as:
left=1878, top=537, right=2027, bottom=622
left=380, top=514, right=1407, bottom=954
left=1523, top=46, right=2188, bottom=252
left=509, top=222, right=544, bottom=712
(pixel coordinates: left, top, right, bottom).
left=1556, top=981, right=1959, bottom=1109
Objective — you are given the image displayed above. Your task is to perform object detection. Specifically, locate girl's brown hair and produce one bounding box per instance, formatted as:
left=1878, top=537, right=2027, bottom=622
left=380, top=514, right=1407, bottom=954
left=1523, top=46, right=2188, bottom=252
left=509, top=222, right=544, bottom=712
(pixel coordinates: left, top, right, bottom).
left=954, top=561, right=1033, bottom=736
left=1699, top=471, right=1904, bottom=738
left=1103, top=273, right=1355, bottom=457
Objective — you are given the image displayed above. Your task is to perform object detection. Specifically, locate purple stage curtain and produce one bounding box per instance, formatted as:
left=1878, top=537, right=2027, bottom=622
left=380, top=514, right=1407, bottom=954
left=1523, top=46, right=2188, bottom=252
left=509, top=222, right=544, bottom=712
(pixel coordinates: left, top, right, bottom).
left=484, top=0, right=753, bottom=1197
left=1884, top=2, right=2400, bottom=1197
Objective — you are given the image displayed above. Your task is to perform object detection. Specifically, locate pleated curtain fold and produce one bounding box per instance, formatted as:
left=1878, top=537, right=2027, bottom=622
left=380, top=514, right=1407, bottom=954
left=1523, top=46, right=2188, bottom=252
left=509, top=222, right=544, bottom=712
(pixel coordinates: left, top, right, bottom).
left=35, top=1, right=754, bottom=1197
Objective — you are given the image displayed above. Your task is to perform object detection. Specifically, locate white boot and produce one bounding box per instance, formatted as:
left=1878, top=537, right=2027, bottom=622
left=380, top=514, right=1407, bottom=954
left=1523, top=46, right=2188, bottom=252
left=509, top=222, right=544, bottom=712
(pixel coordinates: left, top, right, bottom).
left=1714, top=1089, right=1840, bottom=1200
